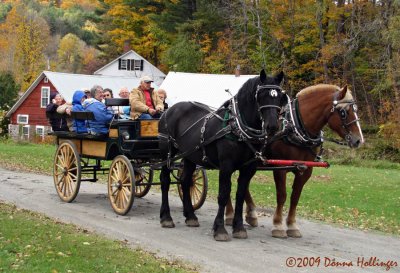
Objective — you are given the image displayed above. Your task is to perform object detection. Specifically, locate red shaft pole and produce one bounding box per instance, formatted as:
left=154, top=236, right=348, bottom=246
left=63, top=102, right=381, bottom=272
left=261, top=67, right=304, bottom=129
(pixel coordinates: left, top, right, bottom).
left=264, top=159, right=330, bottom=168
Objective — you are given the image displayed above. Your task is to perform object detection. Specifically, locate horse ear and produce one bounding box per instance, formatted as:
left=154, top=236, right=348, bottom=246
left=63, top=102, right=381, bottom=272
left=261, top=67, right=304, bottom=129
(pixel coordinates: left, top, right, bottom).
left=338, top=85, right=348, bottom=100
left=260, top=69, right=267, bottom=83
left=274, top=71, right=285, bottom=85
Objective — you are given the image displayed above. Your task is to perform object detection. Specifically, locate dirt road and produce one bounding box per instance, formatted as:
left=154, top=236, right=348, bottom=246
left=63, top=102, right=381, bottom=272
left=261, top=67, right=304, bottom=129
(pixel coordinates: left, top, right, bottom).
left=0, top=168, right=398, bottom=273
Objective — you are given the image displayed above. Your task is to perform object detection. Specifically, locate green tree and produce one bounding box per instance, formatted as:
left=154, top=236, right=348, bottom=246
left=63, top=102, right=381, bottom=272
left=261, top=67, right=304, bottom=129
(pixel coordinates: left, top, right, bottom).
left=0, top=71, right=19, bottom=137
left=163, top=34, right=202, bottom=72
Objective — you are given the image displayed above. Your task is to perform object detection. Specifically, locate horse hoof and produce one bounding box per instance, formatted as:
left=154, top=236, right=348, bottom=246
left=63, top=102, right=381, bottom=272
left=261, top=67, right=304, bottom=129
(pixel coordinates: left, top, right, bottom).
left=185, top=219, right=200, bottom=227
left=225, top=218, right=233, bottom=226
left=287, top=229, right=302, bottom=238
left=233, top=229, right=248, bottom=239
left=271, top=229, right=287, bottom=238
left=214, top=232, right=230, bottom=242
left=161, top=220, right=175, bottom=228
left=245, top=216, right=258, bottom=227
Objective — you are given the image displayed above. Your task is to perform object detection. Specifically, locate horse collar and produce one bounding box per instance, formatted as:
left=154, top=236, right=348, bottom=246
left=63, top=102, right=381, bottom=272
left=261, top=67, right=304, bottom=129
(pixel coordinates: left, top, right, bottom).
left=282, top=98, right=323, bottom=148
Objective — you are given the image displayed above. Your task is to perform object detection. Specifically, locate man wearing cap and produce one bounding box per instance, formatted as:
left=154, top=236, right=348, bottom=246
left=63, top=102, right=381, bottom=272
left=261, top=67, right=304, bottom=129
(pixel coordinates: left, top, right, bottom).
left=130, top=75, right=164, bottom=119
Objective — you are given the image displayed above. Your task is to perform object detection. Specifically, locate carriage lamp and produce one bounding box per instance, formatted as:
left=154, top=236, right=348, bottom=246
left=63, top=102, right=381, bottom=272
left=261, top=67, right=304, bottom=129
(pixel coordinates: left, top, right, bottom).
left=121, top=131, right=130, bottom=140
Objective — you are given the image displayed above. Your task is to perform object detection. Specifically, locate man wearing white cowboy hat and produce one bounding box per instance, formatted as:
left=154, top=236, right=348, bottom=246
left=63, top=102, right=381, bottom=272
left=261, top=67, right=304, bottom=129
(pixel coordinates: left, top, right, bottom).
left=129, top=75, right=164, bottom=119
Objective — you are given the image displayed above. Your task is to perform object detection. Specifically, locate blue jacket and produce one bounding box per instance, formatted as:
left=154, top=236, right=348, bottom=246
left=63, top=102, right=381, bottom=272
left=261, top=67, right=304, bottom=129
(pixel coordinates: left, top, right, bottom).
left=72, top=91, right=88, bottom=133
left=83, top=98, right=113, bottom=134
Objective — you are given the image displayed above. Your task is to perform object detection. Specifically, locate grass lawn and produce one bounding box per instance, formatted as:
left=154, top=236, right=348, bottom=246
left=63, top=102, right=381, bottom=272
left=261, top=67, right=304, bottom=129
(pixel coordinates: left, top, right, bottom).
left=0, top=139, right=399, bottom=235
left=0, top=202, right=195, bottom=273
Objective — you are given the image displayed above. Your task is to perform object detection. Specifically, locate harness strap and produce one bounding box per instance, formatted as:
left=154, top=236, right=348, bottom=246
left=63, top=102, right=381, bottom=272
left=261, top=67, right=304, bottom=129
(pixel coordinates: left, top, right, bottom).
left=150, top=125, right=233, bottom=170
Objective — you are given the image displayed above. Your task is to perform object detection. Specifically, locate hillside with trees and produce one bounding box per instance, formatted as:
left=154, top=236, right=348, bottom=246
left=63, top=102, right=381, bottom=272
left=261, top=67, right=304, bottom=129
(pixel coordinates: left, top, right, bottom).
left=0, top=0, right=399, bottom=155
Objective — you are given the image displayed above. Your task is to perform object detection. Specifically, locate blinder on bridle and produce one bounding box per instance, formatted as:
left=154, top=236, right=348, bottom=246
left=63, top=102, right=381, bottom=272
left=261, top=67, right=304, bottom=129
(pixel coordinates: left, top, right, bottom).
left=255, top=84, right=285, bottom=120
left=331, top=92, right=360, bottom=142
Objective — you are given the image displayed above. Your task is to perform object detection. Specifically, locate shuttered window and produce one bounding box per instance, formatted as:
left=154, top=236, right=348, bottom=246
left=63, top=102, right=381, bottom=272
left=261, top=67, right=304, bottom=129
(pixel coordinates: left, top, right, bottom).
left=118, top=58, right=144, bottom=71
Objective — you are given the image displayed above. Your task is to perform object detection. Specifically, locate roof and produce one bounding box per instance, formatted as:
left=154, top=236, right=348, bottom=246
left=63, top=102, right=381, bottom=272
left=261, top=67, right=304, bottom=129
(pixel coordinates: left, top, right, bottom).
left=93, top=50, right=165, bottom=77
left=6, top=71, right=155, bottom=117
left=159, top=72, right=257, bottom=108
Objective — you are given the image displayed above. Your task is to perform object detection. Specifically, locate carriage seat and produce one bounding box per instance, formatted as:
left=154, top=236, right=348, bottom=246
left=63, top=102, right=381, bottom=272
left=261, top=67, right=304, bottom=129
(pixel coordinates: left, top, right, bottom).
left=105, top=98, right=129, bottom=107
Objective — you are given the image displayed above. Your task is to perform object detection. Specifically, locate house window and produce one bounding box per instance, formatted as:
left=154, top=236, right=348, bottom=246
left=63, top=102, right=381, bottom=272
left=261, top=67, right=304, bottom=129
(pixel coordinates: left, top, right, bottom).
left=120, top=59, right=128, bottom=70
left=36, top=126, right=45, bottom=138
left=17, top=114, right=29, bottom=124
left=23, top=125, right=30, bottom=139
left=133, top=59, right=143, bottom=71
left=41, top=86, right=50, bottom=108
left=44, top=77, right=48, bottom=83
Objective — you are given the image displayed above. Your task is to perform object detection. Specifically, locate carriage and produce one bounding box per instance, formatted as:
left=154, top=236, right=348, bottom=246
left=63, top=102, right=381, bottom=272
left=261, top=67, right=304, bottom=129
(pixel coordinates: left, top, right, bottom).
left=50, top=71, right=363, bottom=241
left=50, top=96, right=329, bottom=217
left=50, top=98, right=208, bottom=216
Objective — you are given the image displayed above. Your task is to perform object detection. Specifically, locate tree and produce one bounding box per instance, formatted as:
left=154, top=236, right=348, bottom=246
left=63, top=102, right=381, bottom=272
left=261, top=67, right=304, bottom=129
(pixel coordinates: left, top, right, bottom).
left=0, top=71, right=19, bottom=137
left=163, top=34, right=202, bottom=72
left=0, top=71, right=19, bottom=110
left=57, top=33, right=85, bottom=73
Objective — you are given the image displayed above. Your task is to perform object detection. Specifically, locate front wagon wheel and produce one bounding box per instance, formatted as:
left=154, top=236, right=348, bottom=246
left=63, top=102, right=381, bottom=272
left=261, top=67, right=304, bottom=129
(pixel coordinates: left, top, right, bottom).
left=108, top=155, right=135, bottom=215
left=53, top=140, right=81, bottom=203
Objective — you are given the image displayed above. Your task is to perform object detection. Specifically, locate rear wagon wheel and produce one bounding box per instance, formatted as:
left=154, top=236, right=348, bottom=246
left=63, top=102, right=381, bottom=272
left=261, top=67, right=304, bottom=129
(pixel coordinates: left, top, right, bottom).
left=108, top=155, right=135, bottom=215
left=134, top=167, right=153, bottom=198
left=53, top=140, right=81, bottom=202
left=177, top=167, right=208, bottom=210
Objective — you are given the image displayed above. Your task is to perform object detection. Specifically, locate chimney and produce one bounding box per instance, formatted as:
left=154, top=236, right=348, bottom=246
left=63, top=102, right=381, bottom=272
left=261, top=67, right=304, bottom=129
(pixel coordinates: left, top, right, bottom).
left=123, top=40, right=131, bottom=53
left=235, top=65, right=241, bottom=77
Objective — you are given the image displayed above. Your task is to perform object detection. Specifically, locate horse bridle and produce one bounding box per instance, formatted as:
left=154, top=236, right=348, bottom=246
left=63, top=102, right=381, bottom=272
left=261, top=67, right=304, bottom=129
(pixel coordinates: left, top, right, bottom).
left=255, top=84, right=284, bottom=118
left=331, top=92, right=362, bottom=144
left=231, top=84, right=283, bottom=140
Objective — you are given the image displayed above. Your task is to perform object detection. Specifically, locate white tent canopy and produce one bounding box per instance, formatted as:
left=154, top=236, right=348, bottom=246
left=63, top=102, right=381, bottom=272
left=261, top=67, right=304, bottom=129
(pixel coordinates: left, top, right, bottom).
left=159, top=72, right=257, bottom=109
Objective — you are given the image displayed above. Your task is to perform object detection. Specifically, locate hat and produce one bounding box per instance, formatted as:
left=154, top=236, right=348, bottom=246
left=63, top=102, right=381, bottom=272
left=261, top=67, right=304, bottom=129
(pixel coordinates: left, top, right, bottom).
left=140, top=75, right=153, bottom=83
left=50, top=92, right=58, bottom=101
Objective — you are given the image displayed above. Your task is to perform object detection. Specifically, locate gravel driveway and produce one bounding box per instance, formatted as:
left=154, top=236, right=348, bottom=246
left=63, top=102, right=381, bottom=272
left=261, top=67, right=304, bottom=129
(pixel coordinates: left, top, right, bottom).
left=0, top=168, right=398, bottom=273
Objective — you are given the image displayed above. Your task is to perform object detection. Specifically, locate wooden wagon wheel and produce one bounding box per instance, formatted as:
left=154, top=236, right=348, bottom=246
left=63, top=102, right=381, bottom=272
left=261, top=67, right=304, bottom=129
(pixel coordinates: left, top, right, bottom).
left=176, top=167, right=208, bottom=210
left=134, top=167, right=153, bottom=198
left=108, top=155, right=135, bottom=215
left=53, top=140, right=81, bottom=203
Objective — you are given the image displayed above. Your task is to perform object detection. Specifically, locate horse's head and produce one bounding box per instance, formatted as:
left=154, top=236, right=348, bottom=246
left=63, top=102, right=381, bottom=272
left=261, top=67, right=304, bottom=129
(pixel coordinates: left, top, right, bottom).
left=327, top=86, right=364, bottom=148
left=254, top=70, right=287, bottom=136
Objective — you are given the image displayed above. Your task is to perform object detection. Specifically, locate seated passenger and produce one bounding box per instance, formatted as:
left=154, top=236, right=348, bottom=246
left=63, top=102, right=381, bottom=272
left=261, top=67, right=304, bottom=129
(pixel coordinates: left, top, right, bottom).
left=157, top=89, right=168, bottom=110
left=46, top=92, right=69, bottom=131
left=83, top=85, right=113, bottom=135
left=129, top=76, right=163, bottom=120
left=71, top=90, right=88, bottom=133
left=118, top=87, right=131, bottom=119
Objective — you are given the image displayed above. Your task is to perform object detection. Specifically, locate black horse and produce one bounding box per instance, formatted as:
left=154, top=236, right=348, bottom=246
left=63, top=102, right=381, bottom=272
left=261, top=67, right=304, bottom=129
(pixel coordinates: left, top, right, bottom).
left=158, top=70, right=286, bottom=241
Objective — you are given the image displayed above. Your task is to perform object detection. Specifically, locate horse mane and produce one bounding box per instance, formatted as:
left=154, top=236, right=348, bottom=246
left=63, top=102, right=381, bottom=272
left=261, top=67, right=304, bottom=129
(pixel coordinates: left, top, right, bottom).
left=296, top=84, right=353, bottom=103
left=236, top=76, right=260, bottom=103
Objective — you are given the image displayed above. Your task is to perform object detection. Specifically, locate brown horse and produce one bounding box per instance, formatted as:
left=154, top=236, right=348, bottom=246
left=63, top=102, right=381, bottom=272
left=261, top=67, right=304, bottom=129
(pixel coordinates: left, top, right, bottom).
left=225, top=84, right=364, bottom=238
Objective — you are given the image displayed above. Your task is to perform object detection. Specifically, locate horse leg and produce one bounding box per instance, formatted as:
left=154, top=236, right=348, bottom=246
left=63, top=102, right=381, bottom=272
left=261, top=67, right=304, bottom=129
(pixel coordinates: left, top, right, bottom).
left=213, top=166, right=234, bottom=241
left=181, top=159, right=199, bottom=227
left=244, top=189, right=258, bottom=227
left=227, top=186, right=258, bottom=227
left=160, top=165, right=175, bottom=228
left=225, top=196, right=234, bottom=226
left=271, top=170, right=288, bottom=238
left=232, top=165, right=256, bottom=239
left=286, top=169, right=312, bottom=238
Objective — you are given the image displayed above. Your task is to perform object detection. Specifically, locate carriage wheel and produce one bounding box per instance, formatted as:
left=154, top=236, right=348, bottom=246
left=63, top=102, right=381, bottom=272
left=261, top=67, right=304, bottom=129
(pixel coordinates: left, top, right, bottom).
left=134, top=167, right=153, bottom=198
left=108, top=155, right=135, bottom=215
left=177, top=167, right=208, bottom=210
left=53, top=140, right=81, bottom=203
